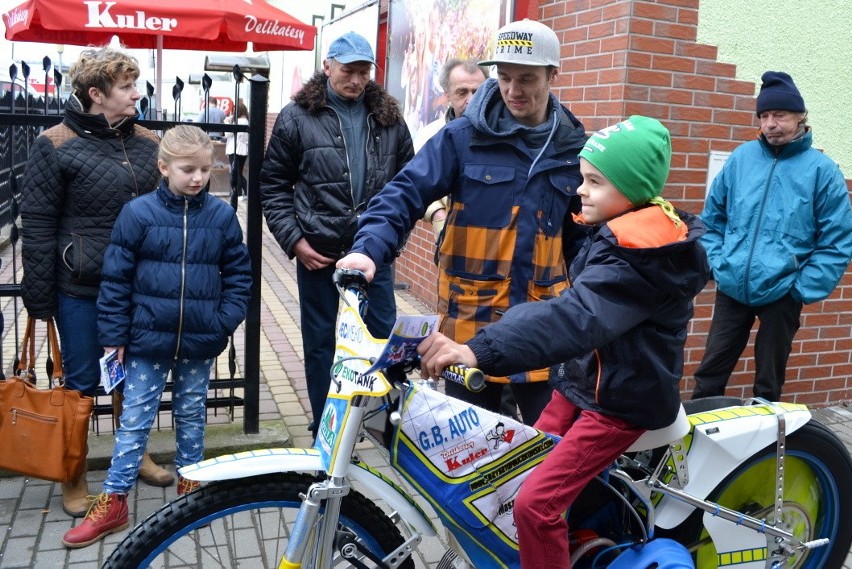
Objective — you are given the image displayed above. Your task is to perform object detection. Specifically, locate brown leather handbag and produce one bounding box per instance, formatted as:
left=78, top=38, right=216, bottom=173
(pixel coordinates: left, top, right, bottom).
left=0, top=317, right=93, bottom=482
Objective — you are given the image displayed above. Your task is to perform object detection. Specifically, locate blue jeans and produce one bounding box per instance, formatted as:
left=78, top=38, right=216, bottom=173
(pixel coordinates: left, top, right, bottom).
left=297, top=262, right=397, bottom=432
left=56, top=293, right=101, bottom=396
left=104, top=355, right=212, bottom=494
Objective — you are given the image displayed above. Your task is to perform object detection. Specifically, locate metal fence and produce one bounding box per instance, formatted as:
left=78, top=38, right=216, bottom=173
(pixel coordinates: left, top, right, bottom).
left=0, top=60, right=268, bottom=435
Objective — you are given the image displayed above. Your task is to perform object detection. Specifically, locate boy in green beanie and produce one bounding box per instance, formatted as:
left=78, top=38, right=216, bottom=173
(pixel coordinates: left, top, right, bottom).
left=417, top=115, right=710, bottom=568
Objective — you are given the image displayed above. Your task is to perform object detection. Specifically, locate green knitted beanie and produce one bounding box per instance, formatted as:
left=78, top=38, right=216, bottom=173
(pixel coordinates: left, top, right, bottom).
left=578, top=115, right=672, bottom=205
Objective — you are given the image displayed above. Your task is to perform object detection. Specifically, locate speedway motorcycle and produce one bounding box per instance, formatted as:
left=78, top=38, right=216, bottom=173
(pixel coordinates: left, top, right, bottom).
left=105, top=269, right=852, bottom=568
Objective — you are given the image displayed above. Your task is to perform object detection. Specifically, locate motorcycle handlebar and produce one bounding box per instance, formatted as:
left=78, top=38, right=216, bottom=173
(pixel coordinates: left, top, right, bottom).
left=333, top=267, right=368, bottom=290
left=440, top=364, right=486, bottom=393
left=334, top=268, right=485, bottom=393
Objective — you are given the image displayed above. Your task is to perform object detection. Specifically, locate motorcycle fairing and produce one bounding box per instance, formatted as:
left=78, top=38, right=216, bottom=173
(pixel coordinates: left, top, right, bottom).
left=390, top=382, right=557, bottom=569
left=654, top=402, right=810, bottom=529
left=699, top=513, right=770, bottom=568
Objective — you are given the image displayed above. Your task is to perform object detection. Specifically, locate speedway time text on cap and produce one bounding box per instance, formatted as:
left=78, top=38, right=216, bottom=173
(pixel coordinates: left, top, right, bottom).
left=479, top=19, right=561, bottom=68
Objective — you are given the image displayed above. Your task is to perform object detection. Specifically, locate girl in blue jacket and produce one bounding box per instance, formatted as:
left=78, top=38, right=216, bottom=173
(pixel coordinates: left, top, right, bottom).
left=63, top=125, right=252, bottom=549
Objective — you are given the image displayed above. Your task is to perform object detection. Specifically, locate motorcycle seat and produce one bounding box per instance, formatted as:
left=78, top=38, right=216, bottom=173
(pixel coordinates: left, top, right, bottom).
left=626, top=404, right=689, bottom=452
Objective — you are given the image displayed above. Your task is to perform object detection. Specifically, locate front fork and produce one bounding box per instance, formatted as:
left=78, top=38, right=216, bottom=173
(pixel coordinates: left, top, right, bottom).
left=279, top=477, right=350, bottom=569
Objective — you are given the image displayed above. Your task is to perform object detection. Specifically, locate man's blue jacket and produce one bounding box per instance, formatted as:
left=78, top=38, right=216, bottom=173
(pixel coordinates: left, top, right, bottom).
left=701, top=130, right=852, bottom=306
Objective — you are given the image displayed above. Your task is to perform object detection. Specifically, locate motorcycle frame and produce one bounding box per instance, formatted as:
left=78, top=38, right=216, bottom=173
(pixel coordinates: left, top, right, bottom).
left=178, top=281, right=826, bottom=568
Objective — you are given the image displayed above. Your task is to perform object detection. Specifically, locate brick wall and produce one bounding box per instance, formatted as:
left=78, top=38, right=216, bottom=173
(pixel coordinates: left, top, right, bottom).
left=265, top=112, right=277, bottom=147
left=388, top=0, right=852, bottom=406
left=395, top=224, right=442, bottom=310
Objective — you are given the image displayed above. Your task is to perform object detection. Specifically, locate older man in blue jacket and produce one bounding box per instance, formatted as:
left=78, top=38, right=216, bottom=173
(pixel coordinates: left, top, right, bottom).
left=692, top=71, right=852, bottom=401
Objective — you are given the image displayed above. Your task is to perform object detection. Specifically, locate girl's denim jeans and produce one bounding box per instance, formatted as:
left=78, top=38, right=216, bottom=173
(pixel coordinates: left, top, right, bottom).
left=104, top=355, right=212, bottom=494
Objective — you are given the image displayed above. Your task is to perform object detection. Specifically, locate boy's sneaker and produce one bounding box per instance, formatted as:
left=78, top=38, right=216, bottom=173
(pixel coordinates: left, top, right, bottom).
left=177, top=476, right=202, bottom=496
left=62, top=492, right=129, bottom=548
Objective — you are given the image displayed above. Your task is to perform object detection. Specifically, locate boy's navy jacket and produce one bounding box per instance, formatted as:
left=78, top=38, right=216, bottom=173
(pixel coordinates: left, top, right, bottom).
left=98, top=182, right=252, bottom=360
left=467, top=207, right=711, bottom=429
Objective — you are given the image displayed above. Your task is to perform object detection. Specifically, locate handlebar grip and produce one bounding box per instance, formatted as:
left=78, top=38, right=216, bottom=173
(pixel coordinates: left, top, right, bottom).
left=440, top=365, right=486, bottom=392
left=333, top=267, right=368, bottom=288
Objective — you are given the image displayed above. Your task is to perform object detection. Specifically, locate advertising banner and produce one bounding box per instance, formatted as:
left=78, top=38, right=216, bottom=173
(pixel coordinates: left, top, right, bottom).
left=386, top=0, right=512, bottom=137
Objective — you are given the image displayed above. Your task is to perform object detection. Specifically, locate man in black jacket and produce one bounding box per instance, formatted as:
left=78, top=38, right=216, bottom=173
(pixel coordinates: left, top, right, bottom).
left=260, top=31, right=414, bottom=435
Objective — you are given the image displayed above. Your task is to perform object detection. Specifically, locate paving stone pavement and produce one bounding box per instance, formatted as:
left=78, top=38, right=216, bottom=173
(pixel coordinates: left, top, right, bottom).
left=0, top=200, right=850, bottom=568
left=0, top=201, right=451, bottom=569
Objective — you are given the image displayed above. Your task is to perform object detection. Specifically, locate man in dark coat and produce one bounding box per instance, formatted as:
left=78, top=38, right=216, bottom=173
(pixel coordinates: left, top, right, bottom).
left=260, top=31, right=414, bottom=435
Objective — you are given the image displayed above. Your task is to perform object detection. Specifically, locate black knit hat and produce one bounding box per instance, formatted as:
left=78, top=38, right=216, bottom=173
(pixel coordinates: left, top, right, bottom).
left=756, top=71, right=805, bottom=116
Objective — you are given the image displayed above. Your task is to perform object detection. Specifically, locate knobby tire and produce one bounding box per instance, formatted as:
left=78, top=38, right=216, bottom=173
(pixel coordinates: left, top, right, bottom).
left=104, top=472, right=415, bottom=568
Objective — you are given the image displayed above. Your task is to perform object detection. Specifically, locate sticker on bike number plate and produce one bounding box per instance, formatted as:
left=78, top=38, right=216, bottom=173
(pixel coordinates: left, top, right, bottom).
left=315, top=397, right=349, bottom=470
left=331, top=306, right=391, bottom=398
left=330, top=355, right=387, bottom=396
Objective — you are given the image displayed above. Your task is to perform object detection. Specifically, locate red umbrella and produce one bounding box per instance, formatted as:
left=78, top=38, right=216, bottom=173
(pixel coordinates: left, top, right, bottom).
left=2, top=0, right=316, bottom=52
left=2, top=0, right=315, bottom=112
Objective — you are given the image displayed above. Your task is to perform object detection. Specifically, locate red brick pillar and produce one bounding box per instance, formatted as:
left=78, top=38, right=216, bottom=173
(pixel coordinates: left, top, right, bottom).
left=393, top=0, right=852, bottom=405
left=544, top=0, right=756, bottom=213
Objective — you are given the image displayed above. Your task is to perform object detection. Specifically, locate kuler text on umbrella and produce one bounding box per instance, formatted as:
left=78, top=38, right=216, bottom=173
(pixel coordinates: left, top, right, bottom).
left=85, top=1, right=178, bottom=31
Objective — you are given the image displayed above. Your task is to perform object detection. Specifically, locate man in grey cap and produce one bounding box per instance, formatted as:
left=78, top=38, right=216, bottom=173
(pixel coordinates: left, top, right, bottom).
left=414, top=59, right=488, bottom=237
left=338, top=19, right=587, bottom=426
left=260, top=31, right=413, bottom=435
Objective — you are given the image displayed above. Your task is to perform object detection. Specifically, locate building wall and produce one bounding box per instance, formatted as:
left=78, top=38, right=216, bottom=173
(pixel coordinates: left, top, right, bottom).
left=265, top=0, right=326, bottom=112
left=696, top=0, right=851, bottom=177
left=394, top=0, right=852, bottom=407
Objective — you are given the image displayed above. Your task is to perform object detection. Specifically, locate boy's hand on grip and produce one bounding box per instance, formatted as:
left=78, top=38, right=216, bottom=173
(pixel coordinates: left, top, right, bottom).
left=417, top=332, right=478, bottom=380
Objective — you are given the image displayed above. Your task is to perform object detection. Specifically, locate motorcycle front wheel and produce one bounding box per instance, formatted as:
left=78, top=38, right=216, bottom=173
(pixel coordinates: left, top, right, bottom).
left=104, top=472, right=416, bottom=568
left=674, top=419, right=852, bottom=569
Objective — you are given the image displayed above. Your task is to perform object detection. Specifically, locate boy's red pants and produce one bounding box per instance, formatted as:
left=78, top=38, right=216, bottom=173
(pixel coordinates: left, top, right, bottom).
left=515, top=391, right=645, bottom=569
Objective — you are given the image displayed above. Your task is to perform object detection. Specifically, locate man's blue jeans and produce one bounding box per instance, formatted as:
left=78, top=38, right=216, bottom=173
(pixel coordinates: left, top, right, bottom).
left=56, top=293, right=102, bottom=396
left=296, top=262, right=397, bottom=433
left=104, top=355, right=212, bottom=494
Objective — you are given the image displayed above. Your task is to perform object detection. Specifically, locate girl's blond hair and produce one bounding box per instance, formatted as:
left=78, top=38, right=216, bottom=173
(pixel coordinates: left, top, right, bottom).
left=159, top=125, right=214, bottom=164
